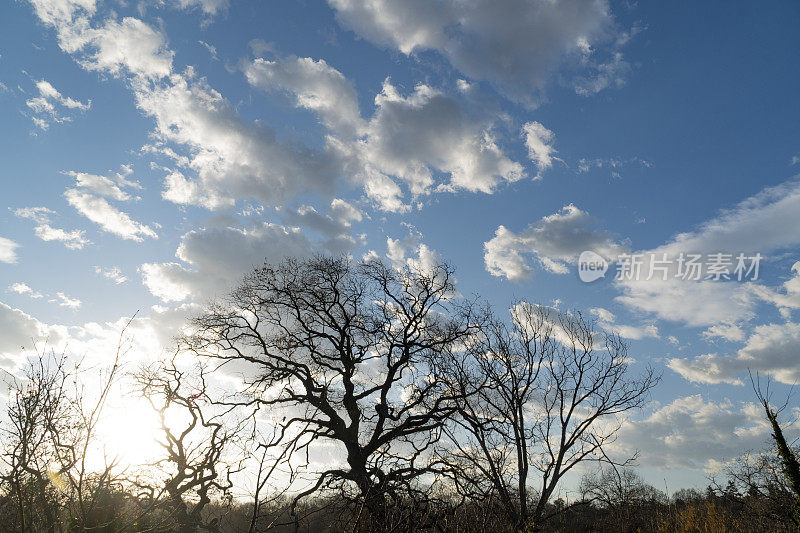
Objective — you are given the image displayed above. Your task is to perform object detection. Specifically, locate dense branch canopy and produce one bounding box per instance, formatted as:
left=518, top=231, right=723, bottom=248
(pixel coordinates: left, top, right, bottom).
left=181, top=256, right=484, bottom=510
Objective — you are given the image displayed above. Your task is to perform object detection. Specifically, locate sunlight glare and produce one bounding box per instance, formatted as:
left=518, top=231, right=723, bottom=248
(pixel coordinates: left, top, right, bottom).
left=93, top=395, right=163, bottom=471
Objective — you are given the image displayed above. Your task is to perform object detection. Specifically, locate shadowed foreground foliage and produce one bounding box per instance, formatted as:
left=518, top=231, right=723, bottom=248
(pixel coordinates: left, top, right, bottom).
left=2, top=479, right=799, bottom=532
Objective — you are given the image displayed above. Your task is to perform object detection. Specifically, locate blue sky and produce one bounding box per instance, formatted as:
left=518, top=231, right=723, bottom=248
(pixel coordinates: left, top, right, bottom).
left=1, top=0, right=800, bottom=491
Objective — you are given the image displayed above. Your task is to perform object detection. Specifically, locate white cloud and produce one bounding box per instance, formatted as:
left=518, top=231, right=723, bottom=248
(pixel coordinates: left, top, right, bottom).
left=28, top=0, right=97, bottom=27
left=617, top=395, right=780, bottom=470
left=26, top=79, right=90, bottom=130
left=64, top=189, right=157, bottom=241
left=669, top=321, right=800, bottom=385
left=135, top=70, right=341, bottom=210
left=34, top=224, right=91, bottom=249
left=589, top=306, right=615, bottom=323
left=327, top=0, right=616, bottom=106
left=0, top=237, right=20, bottom=263
left=356, top=81, right=523, bottom=200
left=282, top=199, right=363, bottom=254
left=65, top=170, right=141, bottom=201
left=94, top=266, right=127, bottom=284
left=244, top=57, right=525, bottom=211
left=702, top=323, right=746, bottom=342
left=8, top=283, right=44, bottom=299
left=14, top=206, right=91, bottom=250
left=59, top=16, right=174, bottom=79
left=522, top=121, right=557, bottom=178
left=657, top=180, right=800, bottom=257
left=384, top=235, right=441, bottom=275
left=750, top=260, right=800, bottom=312
left=0, top=298, right=199, bottom=369
left=616, top=179, right=800, bottom=327
left=173, top=0, right=228, bottom=15
left=29, top=0, right=171, bottom=79
left=0, top=301, right=64, bottom=367
left=484, top=204, right=625, bottom=281
left=53, top=292, right=81, bottom=309
left=244, top=56, right=364, bottom=138
left=6, top=282, right=80, bottom=310
left=589, top=306, right=658, bottom=340
left=616, top=277, right=757, bottom=329
left=141, top=222, right=314, bottom=302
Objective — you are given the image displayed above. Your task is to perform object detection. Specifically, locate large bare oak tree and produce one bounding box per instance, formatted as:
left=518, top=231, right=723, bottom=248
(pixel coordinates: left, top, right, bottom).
left=181, top=256, right=483, bottom=527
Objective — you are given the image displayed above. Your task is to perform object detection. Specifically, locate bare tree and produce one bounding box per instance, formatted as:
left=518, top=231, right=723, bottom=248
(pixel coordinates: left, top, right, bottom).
left=0, top=352, right=71, bottom=532
left=0, top=320, right=139, bottom=532
left=438, top=303, right=658, bottom=532
left=180, top=256, right=482, bottom=528
left=134, top=357, right=248, bottom=533
left=749, top=372, right=800, bottom=526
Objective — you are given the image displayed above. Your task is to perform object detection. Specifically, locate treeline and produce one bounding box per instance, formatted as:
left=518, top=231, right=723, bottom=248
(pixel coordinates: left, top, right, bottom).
left=2, top=460, right=799, bottom=532
left=0, top=256, right=798, bottom=532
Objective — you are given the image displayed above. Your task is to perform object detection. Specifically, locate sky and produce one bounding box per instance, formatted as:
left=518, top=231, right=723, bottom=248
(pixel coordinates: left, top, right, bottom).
left=1, top=0, right=800, bottom=493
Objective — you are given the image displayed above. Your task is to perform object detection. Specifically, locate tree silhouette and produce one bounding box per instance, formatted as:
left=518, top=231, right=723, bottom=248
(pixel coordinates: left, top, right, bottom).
left=180, top=256, right=483, bottom=529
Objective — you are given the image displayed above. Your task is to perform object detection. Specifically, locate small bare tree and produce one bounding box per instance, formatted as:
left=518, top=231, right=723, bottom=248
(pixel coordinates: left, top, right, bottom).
left=0, top=353, right=71, bottom=532
left=0, top=320, right=138, bottom=532
left=180, top=256, right=482, bottom=528
left=134, top=357, right=248, bottom=533
left=438, top=303, right=658, bottom=532
left=749, top=372, right=800, bottom=526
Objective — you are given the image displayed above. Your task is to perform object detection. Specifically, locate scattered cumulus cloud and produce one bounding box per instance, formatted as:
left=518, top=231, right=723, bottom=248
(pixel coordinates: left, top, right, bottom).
left=615, top=179, right=800, bottom=327
left=26, top=79, right=90, bottom=130
left=617, top=395, right=782, bottom=470
left=484, top=204, right=626, bottom=281
left=702, top=323, right=746, bottom=342
left=384, top=234, right=441, bottom=275
left=8, top=282, right=44, bottom=299
left=522, top=121, right=558, bottom=178
left=53, top=291, right=81, bottom=309
left=13, top=206, right=91, bottom=249
left=65, top=189, right=156, bottom=241
left=245, top=56, right=525, bottom=211
left=7, top=281, right=80, bottom=310
left=60, top=16, right=174, bottom=79
left=30, top=2, right=532, bottom=216
left=244, top=56, right=364, bottom=138
left=136, top=69, right=341, bottom=210
left=589, top=307, right=659, bottom=340
left=0, top=237, right=20, bottom=263
left=327, top=0, right=619, bottom=107
left=94, top=266, right=127, bottom=284
left=356, top=81, right=524, bottom=199
left=60, top=167, right=155, bottom=241
left=64, top=170, right=141, bottom=202
left=669, top=321, right=800, bottom=385
left=141, top=222, right=315, bottom=303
